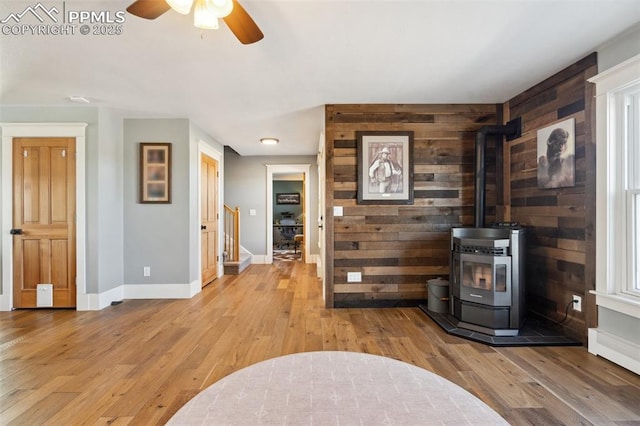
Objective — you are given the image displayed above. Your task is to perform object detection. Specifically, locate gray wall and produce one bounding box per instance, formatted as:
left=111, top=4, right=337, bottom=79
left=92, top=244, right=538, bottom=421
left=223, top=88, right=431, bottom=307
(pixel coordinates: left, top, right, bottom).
left=188, top=122, right=225, bottom=282
left=598, top=22, right=640, bottom=71
left=0, top=106, right=110, bottom=294
left=96, top=108, right=125, bottom=293
left=225, top=154, right=318, bottom=256
left=274, top=181, right=304, bottom=222
left=1, top=108, right=224, bottom=299
left=123, top=119, right=191, bottom=285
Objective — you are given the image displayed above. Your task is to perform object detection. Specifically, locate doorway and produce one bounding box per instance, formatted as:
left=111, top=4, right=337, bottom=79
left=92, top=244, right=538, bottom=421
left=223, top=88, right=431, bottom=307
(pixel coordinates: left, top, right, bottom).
left=1, top=123, right=87, bottom=311
left=198, top=141, right=223, bottom=285
left=273, top=175, right=304, bottom=262
left=200, top=153, right=219, bottom=287
left=266, top=164, right=311, bottom=264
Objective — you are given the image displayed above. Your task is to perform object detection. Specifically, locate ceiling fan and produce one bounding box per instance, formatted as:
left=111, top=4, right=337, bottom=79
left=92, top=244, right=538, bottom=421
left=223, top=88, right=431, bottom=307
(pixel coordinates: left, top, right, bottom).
left=126, top=0, right=264, bottom=45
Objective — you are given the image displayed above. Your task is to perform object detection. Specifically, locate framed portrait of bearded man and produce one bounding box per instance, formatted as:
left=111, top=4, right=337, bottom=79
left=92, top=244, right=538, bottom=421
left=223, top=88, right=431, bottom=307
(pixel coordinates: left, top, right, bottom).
left=356, top=131, right=414, bottom=204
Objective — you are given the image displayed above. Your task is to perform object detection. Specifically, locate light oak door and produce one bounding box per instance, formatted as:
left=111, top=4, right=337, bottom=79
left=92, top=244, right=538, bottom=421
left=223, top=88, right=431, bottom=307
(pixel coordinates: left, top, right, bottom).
left=201, top=154, right=218, bottom=287
left=12, top=137, right=76, bottom=308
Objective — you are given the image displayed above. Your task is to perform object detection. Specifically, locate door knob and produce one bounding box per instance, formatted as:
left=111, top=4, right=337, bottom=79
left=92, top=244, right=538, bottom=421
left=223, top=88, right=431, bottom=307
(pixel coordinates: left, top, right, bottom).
left=201, top=225, right=207, bottom=230
left=10, top=228, right=23, bottom=235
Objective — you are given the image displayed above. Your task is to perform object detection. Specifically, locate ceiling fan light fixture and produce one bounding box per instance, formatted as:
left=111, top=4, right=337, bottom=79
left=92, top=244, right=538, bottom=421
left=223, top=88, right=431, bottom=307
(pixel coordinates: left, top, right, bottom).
left=209, top=0, right=234, bottom=18
left=166, top=0, right=194, bottom=15
left=260, top=138, right=279, bottom=145
left=194, top=0, right=219, bottom=29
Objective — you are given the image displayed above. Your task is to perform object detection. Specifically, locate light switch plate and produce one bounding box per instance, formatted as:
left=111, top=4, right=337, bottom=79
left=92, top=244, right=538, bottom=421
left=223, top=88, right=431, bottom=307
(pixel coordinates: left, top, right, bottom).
left=333, top=206, right=343, bottom=216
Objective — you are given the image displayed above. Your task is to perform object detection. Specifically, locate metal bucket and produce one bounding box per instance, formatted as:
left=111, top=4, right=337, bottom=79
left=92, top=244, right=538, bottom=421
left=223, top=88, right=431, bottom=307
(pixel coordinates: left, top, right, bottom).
left=427, top=278, right=449, bottom=313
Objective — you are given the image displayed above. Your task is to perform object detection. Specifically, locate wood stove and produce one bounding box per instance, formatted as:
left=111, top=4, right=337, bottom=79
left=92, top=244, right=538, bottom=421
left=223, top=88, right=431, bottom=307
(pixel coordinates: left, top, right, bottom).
left=450, top=225, right=526, bottom=336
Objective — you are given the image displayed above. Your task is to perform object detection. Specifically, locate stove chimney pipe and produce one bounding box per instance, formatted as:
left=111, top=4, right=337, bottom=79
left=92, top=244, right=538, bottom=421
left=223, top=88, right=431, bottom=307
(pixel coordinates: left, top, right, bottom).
left=474, top=117, right=521, bottom=228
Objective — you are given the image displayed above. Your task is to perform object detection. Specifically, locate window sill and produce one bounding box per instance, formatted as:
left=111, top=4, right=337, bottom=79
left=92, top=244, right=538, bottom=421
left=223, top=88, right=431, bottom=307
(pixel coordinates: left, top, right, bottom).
left=591, top=290, right=640, bottom=319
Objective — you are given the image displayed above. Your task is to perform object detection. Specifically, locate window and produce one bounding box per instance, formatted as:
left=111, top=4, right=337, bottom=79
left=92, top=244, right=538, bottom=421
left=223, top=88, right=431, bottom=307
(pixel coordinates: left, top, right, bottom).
left=627, top=89, right=640, bottom=294
left=590, top=54, right=640, bottom=318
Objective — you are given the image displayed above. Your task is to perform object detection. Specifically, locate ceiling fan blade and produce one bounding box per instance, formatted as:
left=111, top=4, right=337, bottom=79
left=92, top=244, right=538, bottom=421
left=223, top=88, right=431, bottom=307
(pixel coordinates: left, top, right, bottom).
left=223, top=0, right=264, bottom=45
left=126, top=0, right=171, bottom=19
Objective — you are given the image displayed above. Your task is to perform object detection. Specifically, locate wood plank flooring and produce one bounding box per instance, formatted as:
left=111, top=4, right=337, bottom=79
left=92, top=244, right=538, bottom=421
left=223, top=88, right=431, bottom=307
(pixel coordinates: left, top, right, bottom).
left=1, top=261, right=639, bottom=425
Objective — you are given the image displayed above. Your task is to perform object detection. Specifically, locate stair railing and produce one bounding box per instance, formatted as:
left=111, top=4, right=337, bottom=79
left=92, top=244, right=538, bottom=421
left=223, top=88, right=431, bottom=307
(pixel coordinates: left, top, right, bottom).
left=224, top=205, right=240, bottom=262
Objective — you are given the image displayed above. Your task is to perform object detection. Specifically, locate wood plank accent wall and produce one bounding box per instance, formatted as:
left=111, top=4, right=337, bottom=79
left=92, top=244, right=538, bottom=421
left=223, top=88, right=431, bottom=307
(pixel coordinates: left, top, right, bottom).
left=504, top=53, right=598, bottom=342
left=325, top=104, right=498, bottom=307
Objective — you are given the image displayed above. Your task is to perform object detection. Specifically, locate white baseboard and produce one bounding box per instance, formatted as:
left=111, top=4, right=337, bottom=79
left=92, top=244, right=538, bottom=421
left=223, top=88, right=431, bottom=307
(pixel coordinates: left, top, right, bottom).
left=252, top=255, right=269, bottom=264
left=77, top=286, right=124, bottom=311
left=76, top=280, right=201, bottom=311
left=0, top=294, right=11, bottom=311
left=125, top=280, right=201, bottom=299
left=588, top=328, right=640, bottom=375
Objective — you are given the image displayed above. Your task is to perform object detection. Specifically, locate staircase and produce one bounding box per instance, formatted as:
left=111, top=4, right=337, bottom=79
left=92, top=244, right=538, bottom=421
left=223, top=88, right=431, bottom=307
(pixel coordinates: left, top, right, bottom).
left=223, top=205, right=252, bottom=274
left=224, top=252, right=252, bottom=275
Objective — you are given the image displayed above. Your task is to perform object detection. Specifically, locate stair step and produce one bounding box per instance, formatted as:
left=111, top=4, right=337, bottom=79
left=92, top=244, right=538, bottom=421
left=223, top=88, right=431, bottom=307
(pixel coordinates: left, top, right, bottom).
left=223, top=253, right=252, bottom=275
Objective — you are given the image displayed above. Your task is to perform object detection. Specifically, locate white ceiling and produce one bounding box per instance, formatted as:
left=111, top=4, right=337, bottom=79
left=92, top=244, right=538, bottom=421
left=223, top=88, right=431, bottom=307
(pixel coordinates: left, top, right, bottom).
left=1, top=0, right=639, bottom=156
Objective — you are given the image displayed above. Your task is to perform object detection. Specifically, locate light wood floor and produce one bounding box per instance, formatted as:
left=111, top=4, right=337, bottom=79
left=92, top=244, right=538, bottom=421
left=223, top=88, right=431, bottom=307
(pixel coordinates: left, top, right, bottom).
left=1, top=261, right=639, bottom=425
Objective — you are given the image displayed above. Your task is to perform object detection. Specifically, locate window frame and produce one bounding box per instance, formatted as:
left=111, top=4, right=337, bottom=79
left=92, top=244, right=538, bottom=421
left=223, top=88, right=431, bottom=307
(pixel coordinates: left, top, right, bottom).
left=627, top=89, right=640, bottom=295
left=590, top=54, right=640, bottom=318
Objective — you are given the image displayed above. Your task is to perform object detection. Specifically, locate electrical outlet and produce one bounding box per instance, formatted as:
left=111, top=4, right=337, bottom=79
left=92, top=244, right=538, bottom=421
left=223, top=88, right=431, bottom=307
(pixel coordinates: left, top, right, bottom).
left=572, top=295, right=582, bottom=312
left=347, top=272, right=362, bottom=282
left=143, top=266, right=151, bottom=277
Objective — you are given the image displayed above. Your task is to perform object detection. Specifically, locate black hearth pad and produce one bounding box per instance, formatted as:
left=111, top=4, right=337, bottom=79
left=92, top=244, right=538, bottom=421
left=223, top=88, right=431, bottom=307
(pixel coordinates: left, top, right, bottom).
left=419, top=305, right=582, bottom=347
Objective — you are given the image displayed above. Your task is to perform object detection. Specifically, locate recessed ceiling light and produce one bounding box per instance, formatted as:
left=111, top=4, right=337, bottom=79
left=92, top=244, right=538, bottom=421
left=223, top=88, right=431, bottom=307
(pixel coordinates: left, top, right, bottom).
left=68, top=96, right=90, bottom=104
left=260, top=137, right=279, bottom=145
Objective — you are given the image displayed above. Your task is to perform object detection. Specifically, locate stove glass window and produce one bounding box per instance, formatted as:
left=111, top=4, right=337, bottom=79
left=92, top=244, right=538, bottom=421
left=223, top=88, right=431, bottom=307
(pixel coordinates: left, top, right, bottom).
left=462, top=262, right=492, bottom=291
left=495, top=264, right=507, bottom=292
left=461, top=262, right=508, bottom=292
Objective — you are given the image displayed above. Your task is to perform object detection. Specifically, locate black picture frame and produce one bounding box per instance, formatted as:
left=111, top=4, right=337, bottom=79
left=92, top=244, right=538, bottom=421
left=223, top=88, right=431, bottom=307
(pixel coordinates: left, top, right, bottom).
left=357, top=131, right=414, bottom=204
left=276, top=192, right=300, bottom=205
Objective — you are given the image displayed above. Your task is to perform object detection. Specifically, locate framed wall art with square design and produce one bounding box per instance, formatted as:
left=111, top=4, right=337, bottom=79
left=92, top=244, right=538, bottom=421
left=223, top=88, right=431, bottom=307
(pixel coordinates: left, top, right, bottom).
left=140, top=142, right=171, bottom=203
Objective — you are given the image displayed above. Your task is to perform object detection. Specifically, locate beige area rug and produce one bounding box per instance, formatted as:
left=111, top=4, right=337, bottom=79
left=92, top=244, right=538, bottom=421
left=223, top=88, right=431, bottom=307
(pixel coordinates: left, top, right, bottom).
left=167, top=351, right=508, bottom=425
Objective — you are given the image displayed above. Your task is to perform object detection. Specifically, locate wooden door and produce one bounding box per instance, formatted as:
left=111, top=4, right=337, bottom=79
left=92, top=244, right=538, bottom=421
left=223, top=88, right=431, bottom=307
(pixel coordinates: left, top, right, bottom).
left=201, top=154, right=218, bottom=287
left=12, top=137, right=76, bottom=308
left=317, top=133, right=326, bottom=280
